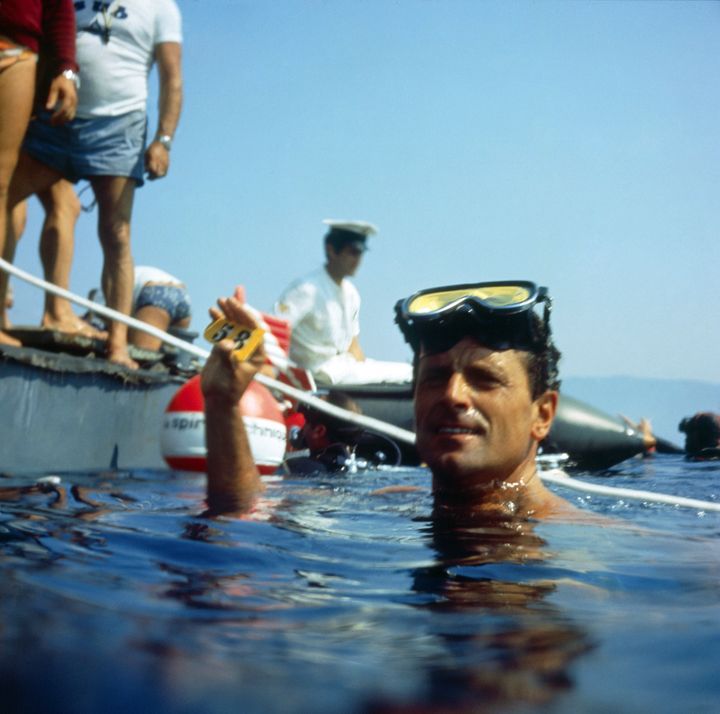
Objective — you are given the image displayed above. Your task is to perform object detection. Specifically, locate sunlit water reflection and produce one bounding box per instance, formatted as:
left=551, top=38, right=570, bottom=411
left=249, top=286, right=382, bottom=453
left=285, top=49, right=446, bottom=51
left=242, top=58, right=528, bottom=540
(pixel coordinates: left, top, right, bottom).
left=1, top=455, right=718, bottom=713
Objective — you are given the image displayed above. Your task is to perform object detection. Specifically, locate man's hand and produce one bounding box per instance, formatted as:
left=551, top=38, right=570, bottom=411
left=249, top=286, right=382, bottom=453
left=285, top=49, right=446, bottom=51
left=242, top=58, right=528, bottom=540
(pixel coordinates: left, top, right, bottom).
left=201, top=296, right=267, bottom=515
left=148, top=41, right=182, bottom=181
left=144, top=141, right=170, bottom=180
left=46, top=74, right=77, bottom=125
left=200, top=297, right=267, bottom=406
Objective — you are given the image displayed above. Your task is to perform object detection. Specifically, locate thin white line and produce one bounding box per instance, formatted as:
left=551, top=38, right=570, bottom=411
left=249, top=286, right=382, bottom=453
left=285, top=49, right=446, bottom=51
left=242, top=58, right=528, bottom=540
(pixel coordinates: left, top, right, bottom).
left=541, top=470, right=720, bottom=512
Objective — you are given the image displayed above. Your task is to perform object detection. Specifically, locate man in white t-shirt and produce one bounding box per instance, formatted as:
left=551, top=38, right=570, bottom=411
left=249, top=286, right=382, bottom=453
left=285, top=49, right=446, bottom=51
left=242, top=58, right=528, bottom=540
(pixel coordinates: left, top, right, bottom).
left=5, top=0, right=183, bottom=369
left=274, top=220, right=412, bottom=386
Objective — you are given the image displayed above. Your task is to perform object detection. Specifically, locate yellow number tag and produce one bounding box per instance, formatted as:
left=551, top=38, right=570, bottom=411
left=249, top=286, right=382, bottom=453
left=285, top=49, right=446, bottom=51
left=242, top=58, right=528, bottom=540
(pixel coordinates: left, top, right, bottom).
left=203, top=318, right=265, bottom=362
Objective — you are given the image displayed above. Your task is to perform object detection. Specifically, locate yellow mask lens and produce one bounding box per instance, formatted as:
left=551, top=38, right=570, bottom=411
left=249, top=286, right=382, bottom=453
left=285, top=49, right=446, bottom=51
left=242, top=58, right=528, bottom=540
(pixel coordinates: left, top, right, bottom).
left=407, top=284, right=532, bottom=315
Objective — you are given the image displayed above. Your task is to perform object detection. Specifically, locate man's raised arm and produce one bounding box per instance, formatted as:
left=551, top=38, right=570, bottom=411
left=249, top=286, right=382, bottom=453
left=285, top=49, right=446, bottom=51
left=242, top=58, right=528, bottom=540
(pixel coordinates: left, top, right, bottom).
left=201, top=297, right=266, bottom=515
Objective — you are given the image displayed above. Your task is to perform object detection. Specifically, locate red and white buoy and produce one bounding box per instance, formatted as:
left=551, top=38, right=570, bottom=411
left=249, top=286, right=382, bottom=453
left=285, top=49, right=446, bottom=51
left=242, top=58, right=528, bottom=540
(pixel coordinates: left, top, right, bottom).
left=161, top=375, right=287, bottom=474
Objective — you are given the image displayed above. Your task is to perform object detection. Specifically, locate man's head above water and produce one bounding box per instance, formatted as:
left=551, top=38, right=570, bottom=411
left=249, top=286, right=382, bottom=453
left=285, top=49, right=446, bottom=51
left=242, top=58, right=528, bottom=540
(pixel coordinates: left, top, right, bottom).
left=394, top=281, right=564, bottom=507
left=413, top=337, right=558, bottom=497
left=298, top=390, right=363, bottom=453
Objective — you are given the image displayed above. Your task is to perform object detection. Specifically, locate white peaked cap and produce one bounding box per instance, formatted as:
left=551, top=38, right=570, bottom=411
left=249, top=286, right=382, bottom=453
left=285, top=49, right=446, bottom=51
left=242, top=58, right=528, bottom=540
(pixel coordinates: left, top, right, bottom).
left=322, top=219, right=379, bottom=237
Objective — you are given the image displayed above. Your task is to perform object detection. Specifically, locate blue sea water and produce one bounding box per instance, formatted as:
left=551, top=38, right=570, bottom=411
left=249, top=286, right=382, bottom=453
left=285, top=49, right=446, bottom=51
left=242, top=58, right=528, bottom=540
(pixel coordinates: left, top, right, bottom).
left=0, top=455, right=718, bottom=713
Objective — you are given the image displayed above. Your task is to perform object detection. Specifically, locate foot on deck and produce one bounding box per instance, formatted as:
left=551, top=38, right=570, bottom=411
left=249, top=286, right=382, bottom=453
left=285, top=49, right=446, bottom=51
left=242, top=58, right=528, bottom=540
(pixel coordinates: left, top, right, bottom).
left=0, top=329, right=21, bottom=347
left=42, top=315, right=108, bottom=340
left=107, top=345, right=139, bottom=371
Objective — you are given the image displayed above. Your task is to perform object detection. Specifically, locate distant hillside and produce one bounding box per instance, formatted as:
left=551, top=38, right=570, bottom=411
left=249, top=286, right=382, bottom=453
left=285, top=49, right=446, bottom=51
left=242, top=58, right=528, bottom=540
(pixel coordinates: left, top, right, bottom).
left=562, top=376, right=720, bottom=445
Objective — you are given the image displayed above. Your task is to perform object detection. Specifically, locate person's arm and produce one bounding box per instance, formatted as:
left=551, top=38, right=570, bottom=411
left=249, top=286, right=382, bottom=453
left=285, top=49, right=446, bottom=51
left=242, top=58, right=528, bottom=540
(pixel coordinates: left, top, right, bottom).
left=348, top=336, right=365, bottom=361
left=346, top=284, right=364, bottom=360
left=274, top=281, right=314, bottom=328
left=145, top=41, right=183, bottom=180
left=201, top=297, right=266, bottom=515
left=42, top=0, right=78, bottom=124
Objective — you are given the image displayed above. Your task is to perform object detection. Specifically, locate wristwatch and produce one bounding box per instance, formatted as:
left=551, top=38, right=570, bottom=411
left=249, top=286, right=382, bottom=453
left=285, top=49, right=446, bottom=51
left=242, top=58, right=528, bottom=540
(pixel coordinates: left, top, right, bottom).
left=61, top=69, right=80, bottom=89
left=155, top=134, right=173, bottom=151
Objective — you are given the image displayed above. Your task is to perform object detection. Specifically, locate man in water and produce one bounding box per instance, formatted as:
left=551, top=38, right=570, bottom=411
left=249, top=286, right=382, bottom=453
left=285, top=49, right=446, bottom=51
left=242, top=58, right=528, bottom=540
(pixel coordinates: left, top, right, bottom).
left=679, top=412, right=720, bottom=459
left=201, top=280, right=577, bottom=519
left=274, top=220, right=412, bottom=386
left=283, top=391, right=366, bottom=474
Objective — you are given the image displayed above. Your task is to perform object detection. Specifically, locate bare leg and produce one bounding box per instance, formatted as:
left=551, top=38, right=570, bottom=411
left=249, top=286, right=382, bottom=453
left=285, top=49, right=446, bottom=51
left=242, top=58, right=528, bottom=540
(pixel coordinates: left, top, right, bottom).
left=129, top=306, right=192, bottom=351
left=2, top=153, right=67, bottom=336
left=38, top=180, right=79, bottom=326
left=37, top=180, right=105, bottom=337
left=0, top=200, right=26, bottom=329
left=90, top=175, right=138, bottom=369
left=0, top=60, right=35, bottom=345
left=129, top=305, right=171, bottom=351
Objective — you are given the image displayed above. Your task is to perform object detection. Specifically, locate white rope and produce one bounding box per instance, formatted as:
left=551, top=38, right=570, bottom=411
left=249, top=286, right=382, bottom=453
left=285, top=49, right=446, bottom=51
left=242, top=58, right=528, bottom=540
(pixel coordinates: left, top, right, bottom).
left=541, top=470, right=720, bottom=512
left=253, top=372, right=415, bottom=444
left=1, top=258, right=210, bottom=359
left=0, top=257, right=416, bottom=445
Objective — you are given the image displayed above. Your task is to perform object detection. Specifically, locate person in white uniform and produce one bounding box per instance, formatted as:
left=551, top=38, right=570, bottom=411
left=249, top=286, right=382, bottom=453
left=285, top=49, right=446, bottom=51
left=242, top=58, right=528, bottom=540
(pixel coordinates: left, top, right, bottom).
left=274, top=220, right=412, bottom=386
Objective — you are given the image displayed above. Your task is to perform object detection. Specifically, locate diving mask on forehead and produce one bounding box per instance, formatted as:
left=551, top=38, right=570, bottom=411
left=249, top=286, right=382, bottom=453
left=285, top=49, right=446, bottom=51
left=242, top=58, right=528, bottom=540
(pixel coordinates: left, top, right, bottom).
left=394, top=280, right=552, bottom=354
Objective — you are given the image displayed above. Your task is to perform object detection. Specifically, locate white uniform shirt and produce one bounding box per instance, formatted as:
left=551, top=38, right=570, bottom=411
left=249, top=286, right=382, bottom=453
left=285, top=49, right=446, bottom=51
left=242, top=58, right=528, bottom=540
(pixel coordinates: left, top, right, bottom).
left=275, top=267, right=361, bottom=372
left=74, top=0, right=182, bottom=117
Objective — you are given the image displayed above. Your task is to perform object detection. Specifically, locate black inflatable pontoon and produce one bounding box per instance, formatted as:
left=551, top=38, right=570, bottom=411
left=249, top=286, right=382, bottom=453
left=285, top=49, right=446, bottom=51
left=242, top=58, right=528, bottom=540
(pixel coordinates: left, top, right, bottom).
left=335, top=384, right=650, bottom=470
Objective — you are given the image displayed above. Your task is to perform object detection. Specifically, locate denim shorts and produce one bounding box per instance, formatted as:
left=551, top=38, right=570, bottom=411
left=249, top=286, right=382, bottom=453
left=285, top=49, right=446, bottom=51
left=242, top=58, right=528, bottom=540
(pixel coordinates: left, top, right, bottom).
left=135, top=285, right=191, bottom=323
left=23, top=110, right=147, bottom=186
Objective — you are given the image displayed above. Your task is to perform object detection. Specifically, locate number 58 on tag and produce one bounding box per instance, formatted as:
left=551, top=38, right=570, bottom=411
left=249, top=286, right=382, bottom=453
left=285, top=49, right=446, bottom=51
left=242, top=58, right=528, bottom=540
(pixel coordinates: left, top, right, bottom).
left=204, top=318, right=265, bottom=362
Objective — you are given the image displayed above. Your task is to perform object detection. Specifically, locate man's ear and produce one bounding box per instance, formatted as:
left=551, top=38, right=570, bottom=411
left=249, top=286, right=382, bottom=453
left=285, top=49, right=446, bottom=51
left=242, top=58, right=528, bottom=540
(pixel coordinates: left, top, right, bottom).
left=531, top=390, right=558, bottom=441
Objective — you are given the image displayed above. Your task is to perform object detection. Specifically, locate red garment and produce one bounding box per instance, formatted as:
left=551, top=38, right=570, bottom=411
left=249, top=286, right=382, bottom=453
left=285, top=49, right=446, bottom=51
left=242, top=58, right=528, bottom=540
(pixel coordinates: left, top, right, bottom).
left=0, top=0, right=78, bottom=73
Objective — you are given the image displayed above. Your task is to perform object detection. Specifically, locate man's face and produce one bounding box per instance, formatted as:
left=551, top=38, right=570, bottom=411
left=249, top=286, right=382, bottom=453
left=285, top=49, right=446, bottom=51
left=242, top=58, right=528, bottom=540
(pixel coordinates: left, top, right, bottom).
left=413, top=337, right=556, bottom=493
left=327, top=243, right=364, bottom=278
left=302, top=420, right=330, bottom=452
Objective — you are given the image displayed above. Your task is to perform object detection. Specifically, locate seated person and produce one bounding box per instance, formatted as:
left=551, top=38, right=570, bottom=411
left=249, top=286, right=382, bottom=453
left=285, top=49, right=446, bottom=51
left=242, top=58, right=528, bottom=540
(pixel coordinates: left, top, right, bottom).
left=274, top=219, right=412, bottom=386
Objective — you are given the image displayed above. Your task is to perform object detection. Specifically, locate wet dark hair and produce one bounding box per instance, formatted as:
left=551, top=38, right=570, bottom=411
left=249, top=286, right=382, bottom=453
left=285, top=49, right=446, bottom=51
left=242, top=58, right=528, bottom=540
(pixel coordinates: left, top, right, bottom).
left=301, top=391, right=364, bottom=445
left=412, top=312, right=561, bottom=399
left=521, top=310, right=561, bottom=397
left=678, top=412, right=720, bottom=456
left=523, top=340, right=561, bottom=398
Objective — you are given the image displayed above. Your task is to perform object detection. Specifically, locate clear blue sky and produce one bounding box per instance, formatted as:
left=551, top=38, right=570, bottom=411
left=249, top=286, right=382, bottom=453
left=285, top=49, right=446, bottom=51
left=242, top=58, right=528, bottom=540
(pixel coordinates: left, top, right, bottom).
left=12, top=0, right=720, bottom=383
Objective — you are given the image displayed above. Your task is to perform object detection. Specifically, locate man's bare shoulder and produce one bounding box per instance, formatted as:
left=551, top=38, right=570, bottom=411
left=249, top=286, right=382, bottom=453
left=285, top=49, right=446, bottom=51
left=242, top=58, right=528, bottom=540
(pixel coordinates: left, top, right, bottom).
left=542, top=495, right=614, bottom=524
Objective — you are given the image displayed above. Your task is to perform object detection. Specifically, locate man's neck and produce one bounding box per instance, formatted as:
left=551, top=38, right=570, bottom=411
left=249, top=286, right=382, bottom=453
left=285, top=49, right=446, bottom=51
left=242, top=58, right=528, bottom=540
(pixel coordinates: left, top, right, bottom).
left=432, top=461, right=568, bottom=520
left=324, top=263, right=345, bottom=285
